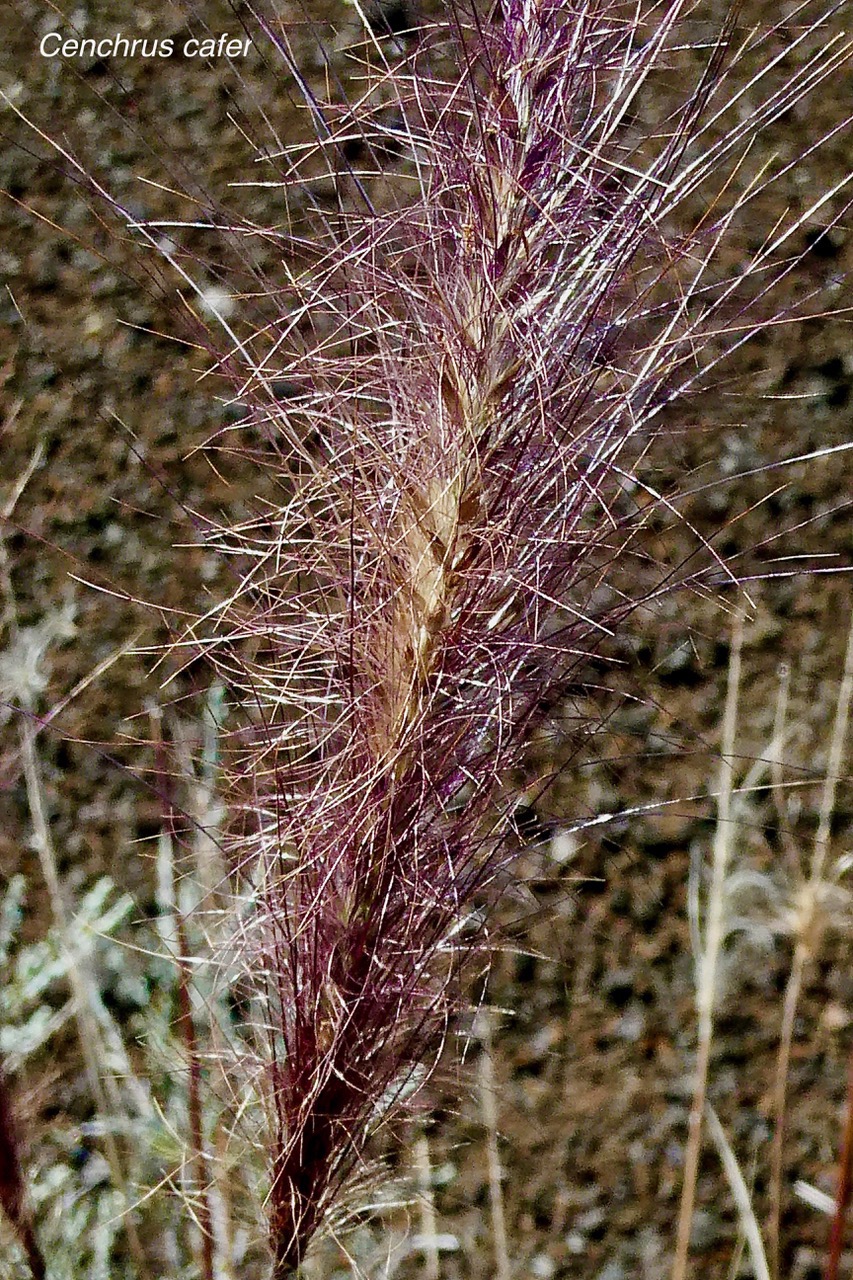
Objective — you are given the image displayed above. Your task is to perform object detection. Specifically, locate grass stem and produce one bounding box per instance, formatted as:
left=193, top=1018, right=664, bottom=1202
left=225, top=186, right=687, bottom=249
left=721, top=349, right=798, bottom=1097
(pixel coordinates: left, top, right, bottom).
left=671, top=613, right=744, bottom=1280
left=825, top=1039, right=853, bottom=1280
left=413, top=1131, right=440, bottom=1280
left=479, top=1010, right=511, bottom=1280
left=768, top=603, right=853, bottom=1277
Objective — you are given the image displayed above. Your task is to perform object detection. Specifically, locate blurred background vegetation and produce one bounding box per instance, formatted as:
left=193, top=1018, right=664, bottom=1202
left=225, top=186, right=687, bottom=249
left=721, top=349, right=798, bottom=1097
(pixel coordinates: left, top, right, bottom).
left=0, top=2, right=852, bottom=1277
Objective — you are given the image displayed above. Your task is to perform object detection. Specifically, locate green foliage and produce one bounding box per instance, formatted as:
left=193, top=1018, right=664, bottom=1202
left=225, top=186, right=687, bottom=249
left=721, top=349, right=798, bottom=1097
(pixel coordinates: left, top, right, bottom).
left=0, top=867, right=266, bottom=1279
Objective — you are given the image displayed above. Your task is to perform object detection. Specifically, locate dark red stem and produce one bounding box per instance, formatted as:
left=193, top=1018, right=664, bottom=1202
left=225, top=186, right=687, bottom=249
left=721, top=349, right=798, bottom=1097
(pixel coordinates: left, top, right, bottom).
left=0, top=1061, right=46, bottom=1280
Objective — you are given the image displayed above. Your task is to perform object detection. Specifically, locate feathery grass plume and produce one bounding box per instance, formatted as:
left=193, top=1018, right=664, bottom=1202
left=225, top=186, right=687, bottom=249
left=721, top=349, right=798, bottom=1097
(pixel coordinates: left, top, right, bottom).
left=142, top=3, right=851, bottom=1270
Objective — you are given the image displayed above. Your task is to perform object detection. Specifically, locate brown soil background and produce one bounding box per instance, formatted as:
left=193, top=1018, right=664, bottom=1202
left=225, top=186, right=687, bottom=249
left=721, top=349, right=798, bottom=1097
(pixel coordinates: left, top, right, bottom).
left=0, top=2, right=852, bottom=1278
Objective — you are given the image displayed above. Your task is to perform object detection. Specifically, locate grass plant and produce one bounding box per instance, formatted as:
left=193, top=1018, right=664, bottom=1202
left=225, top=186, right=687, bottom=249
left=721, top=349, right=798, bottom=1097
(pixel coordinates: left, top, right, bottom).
left=1, top=1, right=853, bottom=1276
left=668, top=607, right=853, bottom=1279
